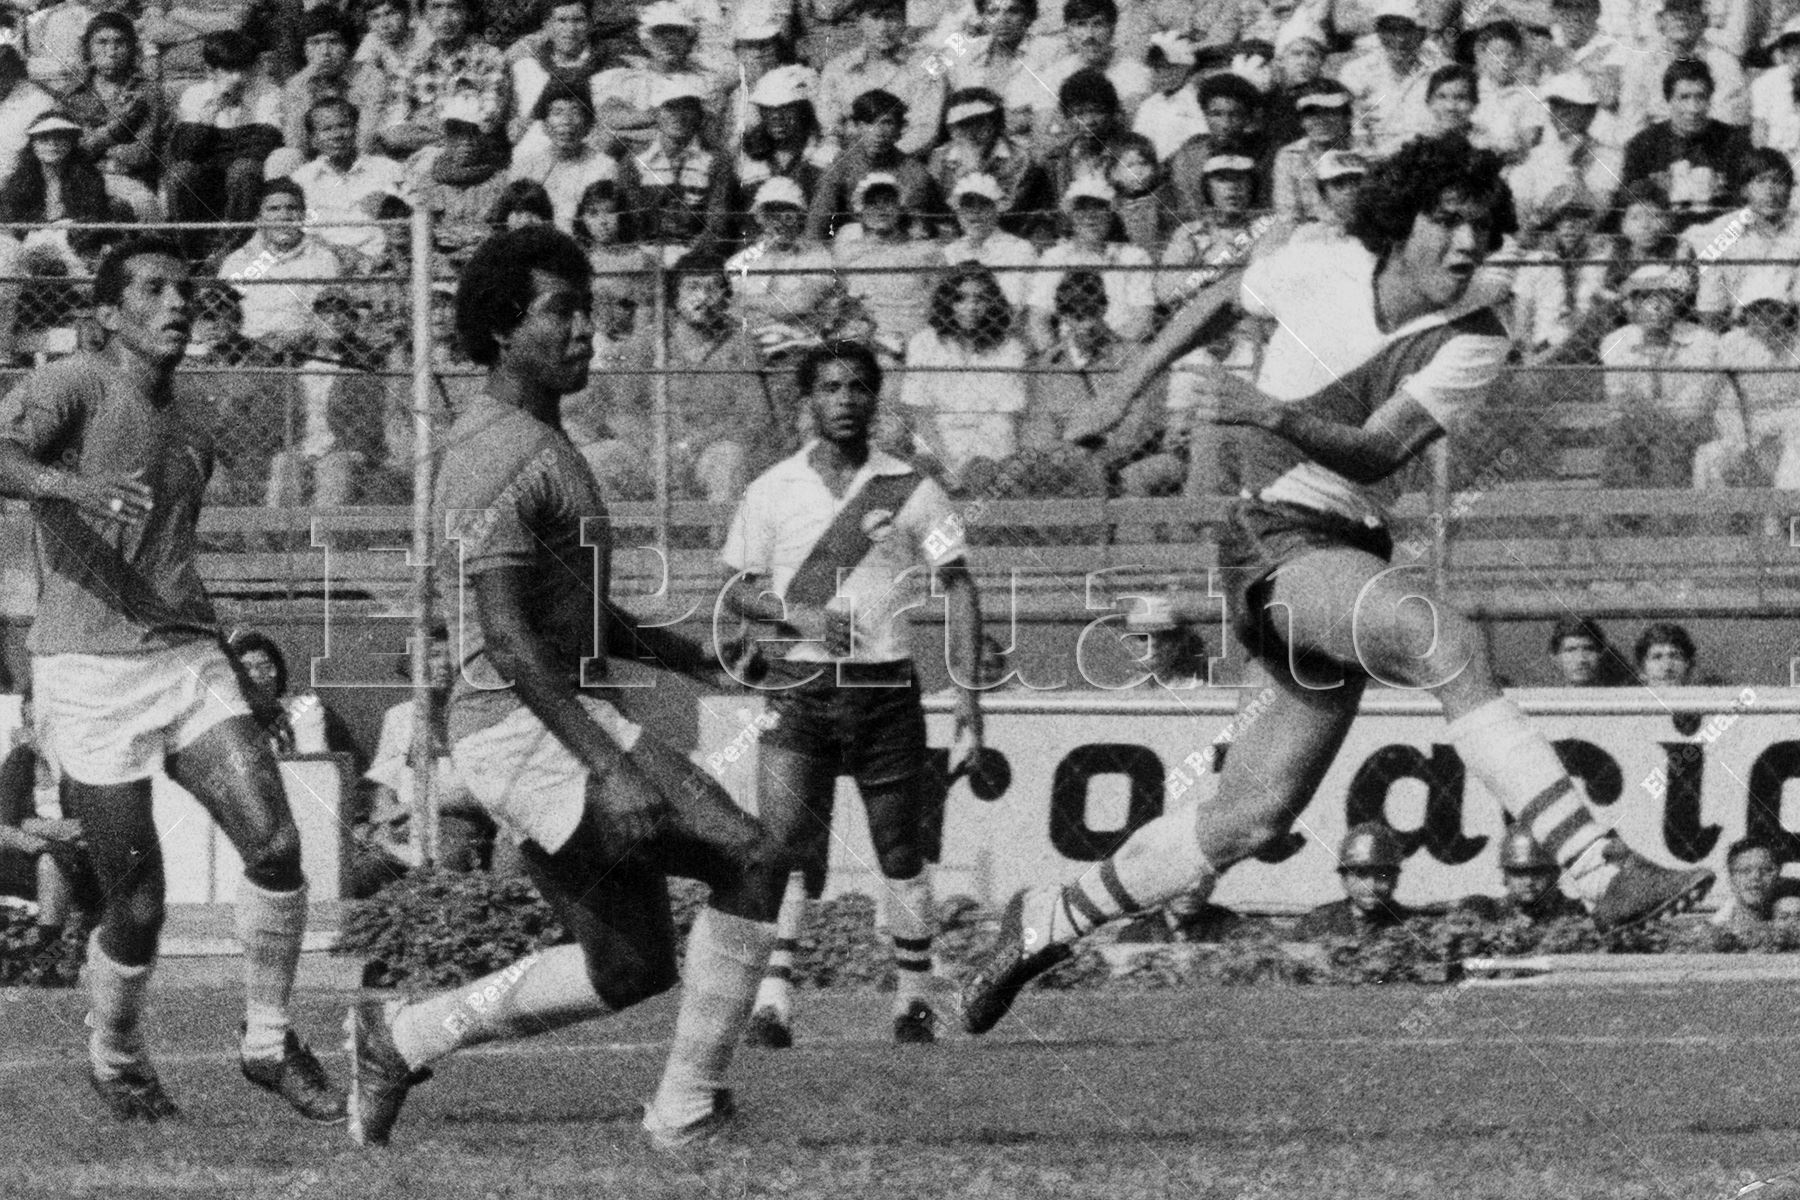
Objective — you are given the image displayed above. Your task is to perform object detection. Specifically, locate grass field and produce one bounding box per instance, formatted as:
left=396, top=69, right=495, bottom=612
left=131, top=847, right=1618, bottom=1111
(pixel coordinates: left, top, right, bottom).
left=3, top=977, right=1798, bottom=1199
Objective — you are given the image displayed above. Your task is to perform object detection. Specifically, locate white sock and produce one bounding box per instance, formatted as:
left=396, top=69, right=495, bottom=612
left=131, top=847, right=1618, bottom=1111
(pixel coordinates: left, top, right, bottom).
left=236, top=877, right=307, bottom=1059
left=389, top=944, right=610, bottom=1070
left=1031, top=809, right=1221, bottom=947
left=645, top=908, right=776, bottom=1133
left=885, top=868, right=934, bottom=1009
left=87, top=930, right=153, bottom=1079
left=1447, top=698, right=1606, bottom=868
left=752, top=872, right=808, bottom=1017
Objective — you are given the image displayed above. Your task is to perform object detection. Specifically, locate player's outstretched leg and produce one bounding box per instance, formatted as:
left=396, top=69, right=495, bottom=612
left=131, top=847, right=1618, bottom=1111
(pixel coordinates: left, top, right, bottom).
left=746, top=871, right=810, bottom=1050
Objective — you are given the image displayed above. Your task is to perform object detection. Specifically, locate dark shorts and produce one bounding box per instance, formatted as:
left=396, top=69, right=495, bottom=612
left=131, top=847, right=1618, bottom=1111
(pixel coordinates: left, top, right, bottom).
left=1217, top=498, right=1394, bottom=671
left=762, top=661, right=928, bottom=791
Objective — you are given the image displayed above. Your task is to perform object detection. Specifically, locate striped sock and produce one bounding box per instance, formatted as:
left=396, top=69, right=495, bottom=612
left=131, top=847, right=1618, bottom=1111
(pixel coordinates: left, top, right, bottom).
left=646, top=908, right=777, bottom=1133
left=886, top=869, right=934, bottom=1008
left=1447, top=699, right=1605, bottom=868
left=86, top=930, right=152, bottom=1080
left=236, top=878, right=306, bottom=1060
left=1043, top=808, right=1221, bottom=945
left=752, top=872, right=808, bottom=1017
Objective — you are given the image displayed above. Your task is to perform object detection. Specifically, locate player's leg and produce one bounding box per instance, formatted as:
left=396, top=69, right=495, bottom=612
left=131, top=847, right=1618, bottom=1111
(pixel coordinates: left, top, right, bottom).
left=744, top=738, right=835, bottom=1048
left=1323, top=550, right=1713, bottom=928
left=61, top=778, right=180, bottom=1121
left=167, top=712, right=343, bottom=1123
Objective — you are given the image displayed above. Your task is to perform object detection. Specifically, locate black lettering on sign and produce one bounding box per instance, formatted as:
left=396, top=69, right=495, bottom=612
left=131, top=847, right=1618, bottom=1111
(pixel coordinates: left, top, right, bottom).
left=1657, top=742, right=1718, bottom=863
left=1215, top=744, right=1303, bottom=863
left=1048, top=744, right=1164, bottom=862
left=1552, top=739, right=1622, bottom=807
left=1345, top=745, right=1485, bottom=865
left=1745, top=741, right=1800, bottom=862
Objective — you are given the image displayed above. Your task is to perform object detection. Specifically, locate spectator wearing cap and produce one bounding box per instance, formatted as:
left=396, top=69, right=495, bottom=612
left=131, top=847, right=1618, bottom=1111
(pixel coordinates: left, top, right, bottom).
left=1280, top=148, right=1367, bottom=250
left=1007, top=0, right=1149, bottom=140
left=1270, top=79, right=1353, bottom=229
left=829, top=169, right=946, bottom=346
left=900, top=263, right=1032, bottom=482
left=1509, top=70, right=1620, bottom=222
left=1538, top=0, right=1626, bottom=151
left=1158, top=151, right=1265, bottom=308
left=1337, top=0, right=1445, bottom=154
left=1511, top=185, right=1612, bottom=364
left=1131, top=31, right=1203, bottom=161
left=1752, top=17, right=1800, bottom=161
left=1682, top=147, right=1800, bottom=332
left=1699, top=280, right=1800, bottom=489
left=379, top=0, right=509, bottom=157
left=929, top=86, right=1049, bottom=237
left=1261, top=13, right=1328, bottom=150
left=219, top=177, right=346, bottom=353
left=1293, top=823, right=1417, bottom=941
left=943, top=172, right=1039, bottom=308
left=183, top=283, right=285, bottom=507
left=613, top=75, right=736, bottom=258
left=1028, top=177, right=1152, bottom=348
left=289, top=97, right=410, bottom=265
left=738, top=65, right=838, bottom=209
left=507, top=90, right=618, bottom=231
left=506, top=0, right=603, bottom=146
left=1166, top=71, right=1270, bottom=225
left=1545, top=615, right=1631, bottom=686
left=1598, top=264, right=1728, bottom=489
left=0, top=33, right=53, bottom=198
left=0, top=111, right=119, bottom=276
left=59, top=12, right=166, bottom=189
left=817, top=0, right=946, bottom=156
left=1618, top=0, right=1748, bottom=137
left=942, top=0, right=1040, bottom=98
left=807, top=88, right=937, bottom=240
left=1467, top=18, right=1541, bottom=162
left=590, top=3, right=728, bottom=155
left=1458, top=829, right=1586, bottom=924
left=728, top=177, right=835, bottom=334
left=265, top=285, right=390, bottom=507
left=403, top=93, right=514, bottom=265
left=167, top=31, right=286, bottom=252
left=722, top=4, right=796, bottom=147
left=1621, top=59, right=1755, bottom=225
left=277, top=7, right=383, bottom=165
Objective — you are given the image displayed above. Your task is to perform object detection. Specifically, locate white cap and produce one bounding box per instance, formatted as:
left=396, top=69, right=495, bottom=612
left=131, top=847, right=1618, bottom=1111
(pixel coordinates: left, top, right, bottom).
left=733, top=3, right=783, bottom=41
left=752, top=176, right=806, bottom=209
left=853, top=170, right=902, bottom=206
left=750, top=63, right=816, bottom=106
left=1062, top=176, right=1116, bottom=208
left=946, top=95, right=1001, bottom=125
left=1147, top=30, right=1197, bottom=66
left=1274, top=12, right=1328, bottom=52
left=1623, top=263, right=1691, bottom=294
left=1314, top=149, right=1369, bottom=181
left=639, top=1, right=696, bottom=30
left=25, top=111, right=81, bottom=138
left=1735, top=274, right=1795, bottom=310
left=1203, top=153, right=1256, bottom=175
left=1371, top=0, right=1422, bottom=24
left=440, top=91, right=485, bottom=127
left=951, top=172, right=1003, bottom=203
left=652, top=74, right=708, bottom=105
left=1539, top=70, right=1598, bottom=106
left=1294, top=87, right=1350, bottom=111
left=1125, top=595, right=1179, bottom=634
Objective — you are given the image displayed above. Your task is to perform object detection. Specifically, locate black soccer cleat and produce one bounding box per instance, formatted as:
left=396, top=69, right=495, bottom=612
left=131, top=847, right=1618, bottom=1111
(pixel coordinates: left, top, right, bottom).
left=744, top=1007, right=793, bottom=1050
left=345, top=1001, right=432, bottom=1147
left=90, top=1064, right=181, bottom=1123
left=892, top=999, right=937, bottom=1045
left=959, top=889, right=1071, bottom=1036
left=242, top=1029, right=347, bottom=1124
left=1589, top=845, right=1715, bottom=934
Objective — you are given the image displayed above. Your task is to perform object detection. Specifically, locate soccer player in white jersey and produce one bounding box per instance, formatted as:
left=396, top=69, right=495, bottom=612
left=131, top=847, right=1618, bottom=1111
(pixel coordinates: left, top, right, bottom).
left=961, top=136, right=1716, bottom=1036
left=720, top=341, right=984, bottom=1049
left=0, top=238, right=343, bottom=1122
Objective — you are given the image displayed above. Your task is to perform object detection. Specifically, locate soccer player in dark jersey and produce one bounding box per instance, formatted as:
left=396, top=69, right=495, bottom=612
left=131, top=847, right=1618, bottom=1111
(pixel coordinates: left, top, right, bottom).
left=344, top=226, right=786, bottom=1149
left=961, top=136, right=1716, bottom=1036
left=0, top=238, right=342, bottom=1123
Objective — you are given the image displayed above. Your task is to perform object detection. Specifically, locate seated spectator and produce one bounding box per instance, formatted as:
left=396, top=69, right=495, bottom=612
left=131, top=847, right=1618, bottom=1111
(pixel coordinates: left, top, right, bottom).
left=1683, top=148, right=1800, bottom=333
left=589, top=2, right=726, bottom=156
left=269, top=287, right=389, bottom=506
left=1423, top=64, right=1477, bottom=142
left=817, top=0, right=946, bottom=156
left=719, top=5, right=788, bottom=150
left=225, top=629, right=355, bottom=759
left=930, top=86, right=1049, bottom=238
left=1702, top=290, right=1800, bottom=489
left=808, top=87, right=937, bottom=242
left=939, top=0, right=1039, bottom=101
left=1511, top=186, right=1612, bottom=365
left=1276, top=149, right=1366, bottom=251
left=1467, top=17, right=1539, bottom=162
left=1158, top=152, right=1263, bottom=310
left=573, top=179, right=656, bottom=309
left=1752, top=18, right=1800, bottom=164
left=1005, top=0, right=1149, bottom=141
left=379, top=0, right=509, bottom=158
left=1633, top=620, right=1701, bottom=686
left=1621, top=60, right=1754, bottom=227
left=831, top=171, right=947, bottom=348
left=0, top=111, right=118, bottom=278
left=1121, top=593, right=1207, bottom=688
left=727, top=178, right=835, bottom=337
left=738, top=65, right=838, bottom=209
left=1293, top=823, right=1416, bottom=940
left=1507, top=71, right=1620, bottom=227
left=1598, top=264, right=1723, bottom=490
left=1546, top=614, right=1632, bottom=686
left=354, top=0, right=419, bottom=86
left=1459, top=829, right=1586, bottom=924
left=486, top=178, right=555, bottom=232
left=900, top=263, right=1031, bottom=483
left=184, top=283, right=285, bottom=507
left=943, top=172, right=1038, bottom=310
left=1270, top=79, right=1354, bottom=231
left=1166, top=71, right=1271, bottom=224
left=1028, top=178, right=1153, bottom=349
left=1033, top=68, right=1132, bottom=210
left=509, top=90, right=617, bottom=231
left=276, top=7, right=384, bottom=170
left=1617, top=0, right=1748, bottom=135
left=219, top=178, right=345, bottom=357
left=507, top=0, right=603, bottom=147
left=0, top=705, right=96, bottom=941
left=404, top=94, right=515, bottom=268
left=1337, top=0, right=1444, bottom=155
left=1264, top=14, right=1329, bottom=149
left=613, top=76, right=735, bottom=259
left=1599, top=179, right=1693, bottom=298
left=1131, top=32, right=1203, bottom=162
left=1107, top=133, right=1172, bottom=254
left=0, top=36, right=56, bottom=198
left=167, top=31, right=285, bottom=257
left=22, top=0, right=95, bottom=96
left=1711, top=836, right=1800, bottom=930
left=290, top=97, right=409, bottom=267
left=59, top=12, right=166, bottom=189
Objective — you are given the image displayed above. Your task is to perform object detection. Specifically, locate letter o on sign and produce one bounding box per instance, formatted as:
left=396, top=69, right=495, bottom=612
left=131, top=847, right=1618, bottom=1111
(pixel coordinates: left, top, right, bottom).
left=1048, top=744, right=1164, bottom=861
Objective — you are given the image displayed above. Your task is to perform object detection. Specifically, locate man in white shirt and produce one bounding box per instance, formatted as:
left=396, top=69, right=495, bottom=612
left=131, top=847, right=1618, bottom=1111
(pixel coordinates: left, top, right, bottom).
left=1508, top=70, right=1622, bottom=224
left=219, top=179, right=345, bottom=353
left=508, top=92, right=617, bottom=230
left=1618, top=0, right=1749, bottom=136
left=1338, top=0, right=1445, bottom=153
left=589, top=2, right=732, bottom=154
left=942, top=173, right=1038, bottom=307
left=818, top=0, right=948, bottom=155
left=1132, top=30, right=1205, bottom=160
left=1682, top=146, right=1800, bottom=330
left=1003, top=0, right=1150, bottom=136
left=1598, top=263, right=1725, bottom=487
left=290, top=98, right=410, bottom=264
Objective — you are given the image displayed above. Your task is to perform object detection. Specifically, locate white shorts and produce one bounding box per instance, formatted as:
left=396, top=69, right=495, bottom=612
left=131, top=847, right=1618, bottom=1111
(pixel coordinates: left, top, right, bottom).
left=33, top=641, right=253, bottom=786
left=450, top=696, right=643, bottom=854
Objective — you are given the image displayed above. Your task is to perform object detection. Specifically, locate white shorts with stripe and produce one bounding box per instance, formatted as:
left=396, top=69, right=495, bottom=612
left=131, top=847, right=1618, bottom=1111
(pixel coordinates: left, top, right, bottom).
left=450, top=696, right=643, bottom=854
left=33, top=641, right=252, bottom=786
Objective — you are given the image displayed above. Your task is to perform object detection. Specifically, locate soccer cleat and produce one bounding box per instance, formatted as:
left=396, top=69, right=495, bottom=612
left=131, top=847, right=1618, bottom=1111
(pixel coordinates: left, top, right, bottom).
left=892, top=999, right=937, bottom=1045
left=959, top=888, right=1072, bottom=1036
left=90, top=1064, right=181, bottom=1123
left=643, top=1088, right=737, bottom=1151
left=744, top=1007, right=793, bottom=1050
left=241, top=1029, right=347, bottom=1124
left=1588, top=845, right=1715, bottom=934
left=344, top=1001, right=432, bottom=1147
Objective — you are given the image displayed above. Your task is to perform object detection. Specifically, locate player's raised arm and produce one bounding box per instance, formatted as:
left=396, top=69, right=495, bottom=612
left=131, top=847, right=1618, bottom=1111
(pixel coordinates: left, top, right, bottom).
left=1098, top=270, right=1245, bottom=414
left=1202, top=369, right=1445, bottom=485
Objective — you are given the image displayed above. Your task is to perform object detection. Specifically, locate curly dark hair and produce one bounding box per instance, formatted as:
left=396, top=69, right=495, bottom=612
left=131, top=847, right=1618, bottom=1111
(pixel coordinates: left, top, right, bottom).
left=1633, top=621, right=1697, bottom=670
left=454, top=225, right=591, bottom=366
left=1345, top=135, right=1514, bottom=260
left=796, top=339, right=881, bottom=397
left=927, top=263, right=1012, bottom=351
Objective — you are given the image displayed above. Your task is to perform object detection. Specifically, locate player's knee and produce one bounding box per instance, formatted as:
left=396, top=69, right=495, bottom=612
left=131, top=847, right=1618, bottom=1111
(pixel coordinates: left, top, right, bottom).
left=113, top=884, right=165, bottom=941
left=876, top=844, right=923, bottom=881
left=586, top=947, right=677, bottom=1009
left=240, top=820, right=303, bottom=892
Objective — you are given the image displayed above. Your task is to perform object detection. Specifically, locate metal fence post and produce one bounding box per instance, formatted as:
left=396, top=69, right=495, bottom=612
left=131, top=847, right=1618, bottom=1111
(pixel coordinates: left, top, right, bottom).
left=1429, top=440, right=1450, bottom=597
left=407, top=208, right=438, bottom=870
left=652, top=254, right=670, bottom=548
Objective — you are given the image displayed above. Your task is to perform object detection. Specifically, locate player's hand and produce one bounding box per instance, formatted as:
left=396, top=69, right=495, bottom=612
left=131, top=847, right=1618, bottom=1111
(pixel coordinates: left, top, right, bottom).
left=20, top=818, right=83, bottom=845
left=952, top=687, right=984, bottom=757
left=1193, top=369, right=1274, bottom=429
left=69, top=470, right=154, bottom=528
left=593, top=753, right=670, bottom=852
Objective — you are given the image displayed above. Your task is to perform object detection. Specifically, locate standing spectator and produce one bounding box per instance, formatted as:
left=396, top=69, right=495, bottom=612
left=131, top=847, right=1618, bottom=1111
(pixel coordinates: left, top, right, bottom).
left=1683, top=148, right=1800, bottom=331
left=900, top=263, right=1031, bottom=481
left=830, top=172, right=946, bottom=347
left=1293, top=824, right=1416, bottom=940
left=290, top=98, right=409, bottom=266
left=738, top=66, right=838, bottom=208
left=1005, top=0, right=1149, bottom=139
left=1752, top=17, right=1800, bottom=162
left=614, top=76, right=736, bottom=259
left=817, top=0, right=947, bottom=156
left=1621, top=59, right=1754, bottom=224
left=60, top=13, right=166, bottom=191
left=404, top=94, right=514, bottom=267
left=1270, top=79, right=1354, bottom=230
left=508, top=91, right=617, bottom=231
left=1028, top=178, right=1153, bottom=348
left=1131, top=31, right=1204, bottom=162
left=590, top=2, right=726, bottom=156
left=185, top=283, right=285, bottom=508
left=727, top=178, right=835, bottom=336
left=808, top=88, right=937, bottom=240
left=928, top=87, right=1049, bottom=237
left=1546, top=615, right=1631, bottom=685
left=268, top=288, right=389, bottom=506
left=1618, top=0, right=1749, bottom=136
left=1508, top=71, right=1620, bottom=225
left=379, top=0, right=509, bottom=158
left=1634, top=621, right=1701, bottom=685
left=219, top=178, right=344, bottom=356
left=1338, top=0, right=1444, bottom=155
left=941, top=172, right=1039, bottom=310
left=167, top=31, right=285, bottom=256
left=1598, top=264, right=1724, bottom=489
left=277, top=7, right=383, bottom=168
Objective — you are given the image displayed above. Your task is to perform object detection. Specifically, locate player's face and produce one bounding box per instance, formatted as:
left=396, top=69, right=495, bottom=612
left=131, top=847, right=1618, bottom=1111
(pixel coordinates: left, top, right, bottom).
left=1554, top=635, right=1601, bottom=684
left=1638, top=642, right=1692, bottom=686
left=503, top=269, right=595, bottom=395
left=807, top=359, right=878, bottom=444
left=1342, top=866, right=1398, bottom=913
left=1503, top=867, right=1556, bottom=907
left=1397, top=190, right=1490, bottom=309
left=1730, top=847, right=1779, bottom=917
left=102, top=252, right=193, bottom=367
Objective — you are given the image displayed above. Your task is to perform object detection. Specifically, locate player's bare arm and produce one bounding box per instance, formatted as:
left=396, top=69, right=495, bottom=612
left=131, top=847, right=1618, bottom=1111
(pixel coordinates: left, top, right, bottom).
left=937, top=558, right=984, bottom=749
left=604, top=600, right=720, bottom=684
left=0, top=442, right=155, bottom=528
left=1099, top=270, right=1246, bottom=414
left=1202, top=371, right=1446, bottom=484
left=720, top=572, right=831, bottom=644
